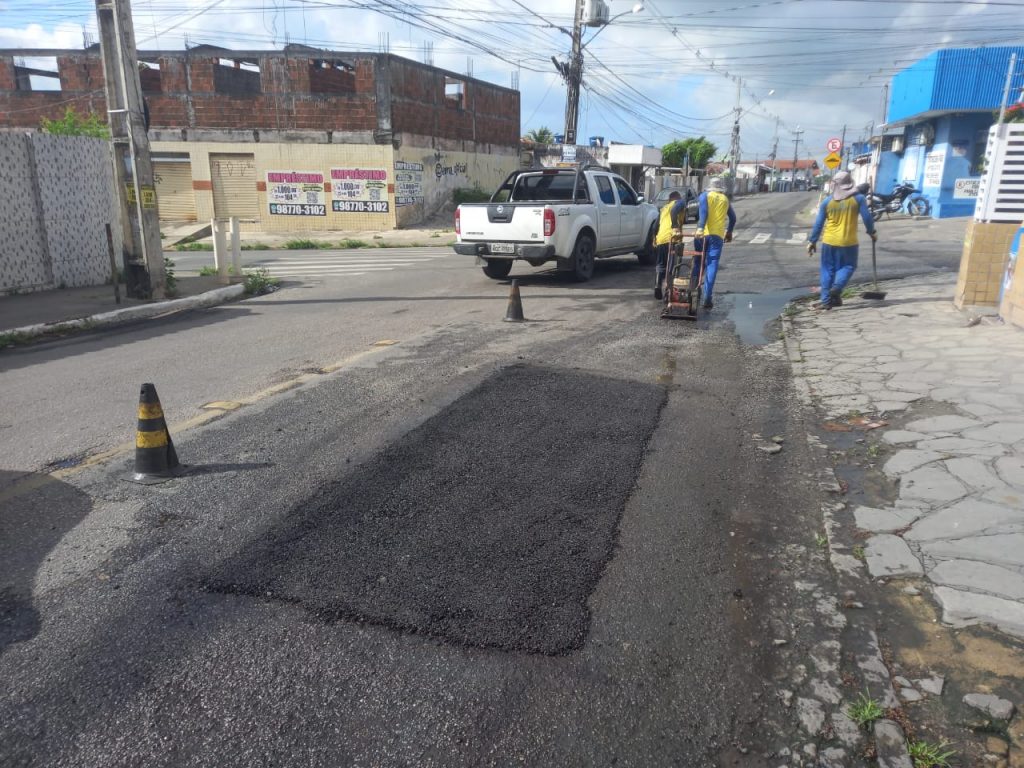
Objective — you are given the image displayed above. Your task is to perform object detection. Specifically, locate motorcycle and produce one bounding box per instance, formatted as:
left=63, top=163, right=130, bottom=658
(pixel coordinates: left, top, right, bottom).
left=867, top=182, right=930, bottom=220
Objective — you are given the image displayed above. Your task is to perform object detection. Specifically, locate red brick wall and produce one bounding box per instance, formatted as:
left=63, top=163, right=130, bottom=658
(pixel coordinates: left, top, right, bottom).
left=139, top=66, right=161, bottom=93
left=388, top=57, right=519, bottom=147
left=0, top=57, right=15, bottom=90
left=0, top=51, right=517, bottom=142
left=0, top=93, right=108, bottom=127
left=309, top=64, right=355, bottom=94
left=158, top=57, right=187, bottom=92
left=57, top=55, right=105, bottom=93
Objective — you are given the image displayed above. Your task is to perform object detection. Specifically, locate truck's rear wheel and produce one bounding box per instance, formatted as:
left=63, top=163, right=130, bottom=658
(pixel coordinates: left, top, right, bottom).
left=482, top=259, right=513, bottom=279
left=570, top=235, right=595, bottom=282
left=636, top=223, right=657, bottom=266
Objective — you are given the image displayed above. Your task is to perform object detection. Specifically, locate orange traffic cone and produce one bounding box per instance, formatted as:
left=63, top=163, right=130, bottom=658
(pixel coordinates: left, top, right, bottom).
left=128, top=383, right=183, bottom=484
left=504, top=279, right=525, bottom=322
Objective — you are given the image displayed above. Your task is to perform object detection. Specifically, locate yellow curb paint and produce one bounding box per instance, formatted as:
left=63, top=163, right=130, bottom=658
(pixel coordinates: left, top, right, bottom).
left=137, top=403, right=164, bottom=419
left=38, top=343, right=400, bottom=484
left=201, top=401, right=243, bottom=411
left=371, top=339, right=399, bottom=347
left=136, top=430, right=169, bottom=449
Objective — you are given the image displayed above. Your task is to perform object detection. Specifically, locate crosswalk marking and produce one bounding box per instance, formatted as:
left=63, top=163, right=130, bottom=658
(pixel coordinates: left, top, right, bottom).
left=248, top=250, right=452, bottom=280
left=719, top=230, right=814, bottom=246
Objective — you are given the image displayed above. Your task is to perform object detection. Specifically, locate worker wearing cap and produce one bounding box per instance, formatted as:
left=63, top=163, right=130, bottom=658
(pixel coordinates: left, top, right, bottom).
left=653, top=190, right=686, bottom=300
left=693, top=176, right=736, bottom=310
left=807, top=170, right=877, bottom=309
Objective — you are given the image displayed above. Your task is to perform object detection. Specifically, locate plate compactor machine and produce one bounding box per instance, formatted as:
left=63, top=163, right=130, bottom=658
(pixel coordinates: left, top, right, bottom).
left=660, top=232, right=706, bottom=321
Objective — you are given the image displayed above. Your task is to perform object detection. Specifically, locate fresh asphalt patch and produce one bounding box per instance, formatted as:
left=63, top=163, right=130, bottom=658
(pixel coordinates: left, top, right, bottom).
left=205, top=364, right=666, bottom=654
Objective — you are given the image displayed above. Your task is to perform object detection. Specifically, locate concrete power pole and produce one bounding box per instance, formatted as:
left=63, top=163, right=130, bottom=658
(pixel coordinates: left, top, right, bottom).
left=839, top=124, right=847, bottom=173
left=562, top=0, right=585, bottom=146
left=770, top=116, right=779, bottom=192
left=95, top=0, right=165, bottom=299
left=791, top=127, right=804, bottom=189
left=998, top=52, right=1018, bottom=124
left=727, top=79, right=741, bottom=197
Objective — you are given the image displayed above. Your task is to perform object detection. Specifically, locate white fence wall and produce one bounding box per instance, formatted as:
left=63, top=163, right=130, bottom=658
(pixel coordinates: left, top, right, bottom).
left=0, top=133, right=122, bottom=294
left=975, top=123, right=1024, bottom=223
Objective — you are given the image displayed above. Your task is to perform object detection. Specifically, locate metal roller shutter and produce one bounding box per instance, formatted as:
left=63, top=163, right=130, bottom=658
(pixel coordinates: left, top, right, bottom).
left=210, top=153, right=258, bottom=220
left=153, top=161, right=196, bottom=222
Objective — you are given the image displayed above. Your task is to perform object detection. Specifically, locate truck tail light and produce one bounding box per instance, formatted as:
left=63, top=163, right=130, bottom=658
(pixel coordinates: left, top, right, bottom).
left=543, top=208, right=555, bottom=237
left=455, top=208, right=461, bottom=235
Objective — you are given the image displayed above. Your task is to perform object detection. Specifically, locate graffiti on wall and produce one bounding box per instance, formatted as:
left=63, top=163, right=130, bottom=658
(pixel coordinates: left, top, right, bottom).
left=267, top=170, right=326, bottom=216
left=330, top=167, right=389, bottom=213
left=395, top=160, right=424, bottom=207
left=435, top=159, right=468, bottom=179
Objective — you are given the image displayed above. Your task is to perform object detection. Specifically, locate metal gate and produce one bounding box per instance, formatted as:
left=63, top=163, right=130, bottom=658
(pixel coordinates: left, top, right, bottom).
left=210, top=153, right=258, bottom=220
left=153, top=159, right=196, bottom=222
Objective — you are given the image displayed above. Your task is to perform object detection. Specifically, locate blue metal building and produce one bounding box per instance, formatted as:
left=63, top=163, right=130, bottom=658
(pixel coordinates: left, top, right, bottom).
left=880, top=46, right=1024, bottom=218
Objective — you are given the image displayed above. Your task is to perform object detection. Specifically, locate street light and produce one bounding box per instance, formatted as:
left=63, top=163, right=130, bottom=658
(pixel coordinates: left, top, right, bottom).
left=582, top=3, right=644, bottom=50
left=557, top=0, right=644, bottom=146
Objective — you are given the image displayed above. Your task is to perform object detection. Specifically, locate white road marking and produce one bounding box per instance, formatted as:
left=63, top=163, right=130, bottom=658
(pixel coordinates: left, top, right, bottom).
left=750, top=233, right=771, bottom=244
left=787, top=232, right=808, bottom=244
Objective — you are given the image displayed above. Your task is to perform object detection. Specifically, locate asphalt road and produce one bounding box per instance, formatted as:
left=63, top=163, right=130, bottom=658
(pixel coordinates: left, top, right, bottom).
left=0, top=192, right=965, bottom=765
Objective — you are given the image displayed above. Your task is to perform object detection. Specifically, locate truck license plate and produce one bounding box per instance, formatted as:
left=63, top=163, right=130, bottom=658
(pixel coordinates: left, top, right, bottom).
left=489, top=243, right=515, bottom=254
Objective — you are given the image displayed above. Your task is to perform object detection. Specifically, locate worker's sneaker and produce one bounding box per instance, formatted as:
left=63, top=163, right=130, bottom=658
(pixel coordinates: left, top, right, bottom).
left=703, top=298, right=714, bottom=310
left=829, top=289, right=844, bottom=307
left=654, top=285, right=663, bottom=301
left=813, top=299, right=833, bottom=311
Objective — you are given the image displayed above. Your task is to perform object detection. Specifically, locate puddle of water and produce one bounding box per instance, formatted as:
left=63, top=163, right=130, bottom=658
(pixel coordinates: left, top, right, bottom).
left=727, top=288, right=809, bottom=346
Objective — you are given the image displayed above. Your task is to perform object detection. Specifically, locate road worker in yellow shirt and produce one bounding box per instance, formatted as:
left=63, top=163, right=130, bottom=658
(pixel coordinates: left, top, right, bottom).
left=807, top=171, right=877, bottom=309
left=693, top=176, right=736, bottom=310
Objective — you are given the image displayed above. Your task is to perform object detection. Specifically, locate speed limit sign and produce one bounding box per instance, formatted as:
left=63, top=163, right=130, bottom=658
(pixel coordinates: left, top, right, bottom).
left=826, top=137, right=842, bottom=153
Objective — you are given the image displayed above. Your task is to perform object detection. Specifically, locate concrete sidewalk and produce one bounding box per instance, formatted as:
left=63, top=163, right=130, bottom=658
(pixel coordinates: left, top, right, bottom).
left=0, top=275, right=237, bottom=339
left=789, top=272, right=1024, bottom=637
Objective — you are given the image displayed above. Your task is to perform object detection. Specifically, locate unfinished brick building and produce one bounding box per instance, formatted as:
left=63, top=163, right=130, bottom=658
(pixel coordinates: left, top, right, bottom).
left=0, top=45, right=521, bottom=230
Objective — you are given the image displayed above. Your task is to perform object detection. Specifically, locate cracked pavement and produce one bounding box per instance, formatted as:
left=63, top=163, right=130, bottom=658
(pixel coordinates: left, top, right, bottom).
left=790, top=271, right=1024, bottom=638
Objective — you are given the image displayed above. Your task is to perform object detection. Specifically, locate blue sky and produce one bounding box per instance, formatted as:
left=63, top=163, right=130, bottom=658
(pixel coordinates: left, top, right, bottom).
left=2, top=0, right=1023, bottom=164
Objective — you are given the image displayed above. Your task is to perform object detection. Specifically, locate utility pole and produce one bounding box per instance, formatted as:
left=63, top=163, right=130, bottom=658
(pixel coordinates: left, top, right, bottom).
left=770, top=116, right=779, bottom=192
left=562, top=0, right=585, bottom=146
left=727, top=78, right=741, bottom=196
left=839, top=124, right=847, bottom=173
left=95, top=0, right=164, bottom=299
left=998, top=52, right=1017, bottom=124
left=791, top=126, right=804, bottom=189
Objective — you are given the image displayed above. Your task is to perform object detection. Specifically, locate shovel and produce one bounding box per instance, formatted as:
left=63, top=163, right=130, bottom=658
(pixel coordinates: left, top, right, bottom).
left=862, top=238, right=886, bottom=300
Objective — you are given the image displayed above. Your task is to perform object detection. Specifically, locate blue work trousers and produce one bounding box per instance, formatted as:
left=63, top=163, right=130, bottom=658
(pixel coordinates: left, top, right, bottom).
left=820, top=243, right=859, bottom=302
left=692, top=236, right=723, bottom=302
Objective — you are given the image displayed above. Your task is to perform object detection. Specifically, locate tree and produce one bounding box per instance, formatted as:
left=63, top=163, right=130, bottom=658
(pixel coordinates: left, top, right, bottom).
left=40, top=107, right=110, bottom=139
left=526, top=126, right=555, bottom=144
left=661, top=137, right=717, bottom=170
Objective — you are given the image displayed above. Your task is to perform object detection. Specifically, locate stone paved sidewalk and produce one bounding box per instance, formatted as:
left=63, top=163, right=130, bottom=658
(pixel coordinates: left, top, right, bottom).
left=789, top=272, right=1024, bottom=639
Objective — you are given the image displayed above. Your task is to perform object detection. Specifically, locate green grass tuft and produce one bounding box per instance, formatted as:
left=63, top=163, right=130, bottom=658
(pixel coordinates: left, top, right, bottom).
left=908, top=740, right=956, bottom=768
left=847, top=691, right=884, bottom=729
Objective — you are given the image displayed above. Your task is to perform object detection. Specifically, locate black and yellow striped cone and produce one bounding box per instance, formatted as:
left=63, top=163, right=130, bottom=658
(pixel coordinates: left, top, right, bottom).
left=129, top=383, right=183, bottom=484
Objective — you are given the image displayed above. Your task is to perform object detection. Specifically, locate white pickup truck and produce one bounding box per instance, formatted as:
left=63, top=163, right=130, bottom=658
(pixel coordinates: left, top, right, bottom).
left=453, top=166, right=660, bottom=281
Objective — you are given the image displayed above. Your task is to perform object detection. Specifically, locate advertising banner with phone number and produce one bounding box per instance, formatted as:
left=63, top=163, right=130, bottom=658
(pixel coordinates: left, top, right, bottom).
left=331, top=167, right=390, bottom=213
left=267, top=171, right=326, bottom=216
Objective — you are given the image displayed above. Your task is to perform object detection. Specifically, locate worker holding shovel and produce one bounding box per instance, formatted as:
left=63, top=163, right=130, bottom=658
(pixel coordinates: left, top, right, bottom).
left=806, top=171, right=877, bottom=309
